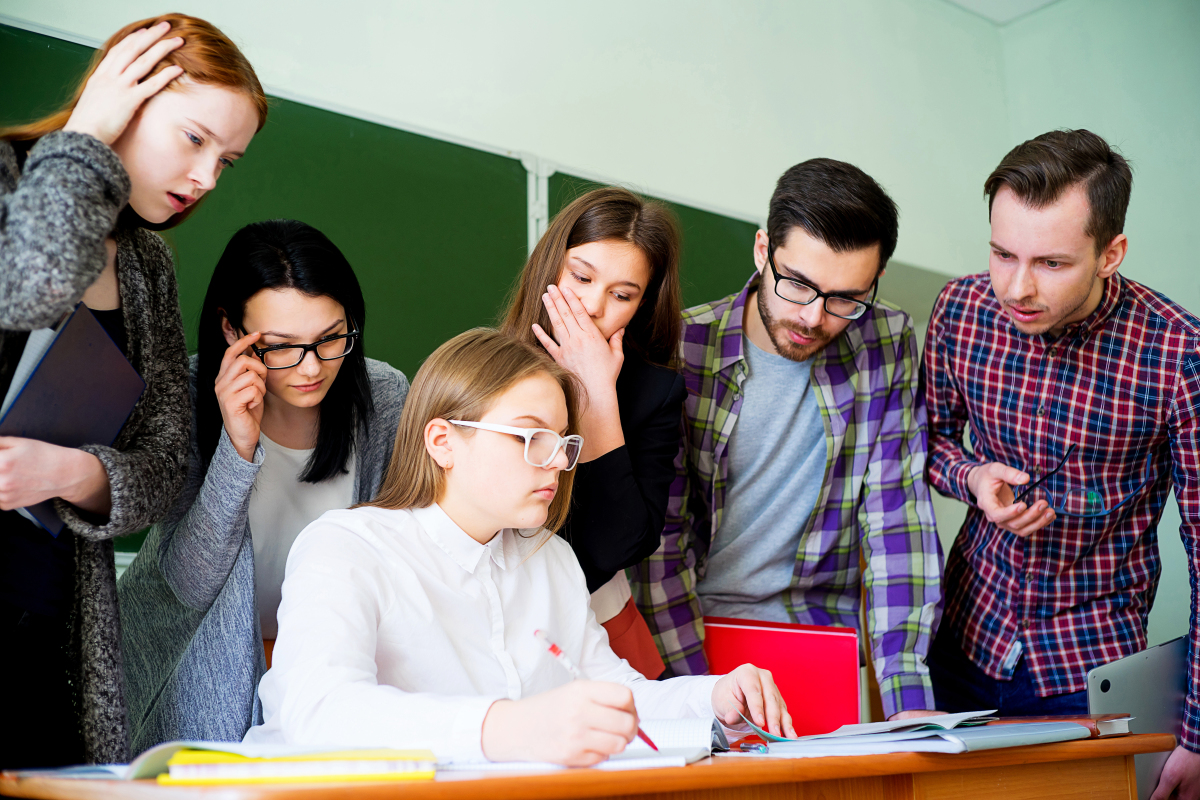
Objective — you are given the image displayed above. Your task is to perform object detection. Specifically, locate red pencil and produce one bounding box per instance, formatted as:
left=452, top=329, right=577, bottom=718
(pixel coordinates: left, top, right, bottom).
left=533, top=629, right=659, bottom=752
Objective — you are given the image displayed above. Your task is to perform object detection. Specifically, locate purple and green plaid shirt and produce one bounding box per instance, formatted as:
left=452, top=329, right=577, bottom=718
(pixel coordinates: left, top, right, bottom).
left=629, top=274, right=943, bottom=717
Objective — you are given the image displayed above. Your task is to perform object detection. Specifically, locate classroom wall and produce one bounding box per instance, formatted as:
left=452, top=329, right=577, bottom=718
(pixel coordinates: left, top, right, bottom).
left=997, top=0, right=1200, bottom=647
left=1003, top=0, right=1200, bottom=319
left=0, top=0, right=1008, bottom=279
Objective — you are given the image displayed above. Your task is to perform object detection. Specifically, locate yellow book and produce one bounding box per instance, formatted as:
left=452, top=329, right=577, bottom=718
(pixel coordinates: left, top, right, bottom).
left=157, top=747, right=436, bottom=785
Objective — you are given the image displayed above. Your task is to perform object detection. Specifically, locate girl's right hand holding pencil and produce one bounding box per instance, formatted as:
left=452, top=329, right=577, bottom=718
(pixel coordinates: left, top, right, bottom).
left=481, top=680, right=639, bottom=767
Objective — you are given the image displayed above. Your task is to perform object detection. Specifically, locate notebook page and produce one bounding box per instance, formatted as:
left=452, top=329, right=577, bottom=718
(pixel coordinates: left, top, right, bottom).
left=626, top=718, right=715, bottom=751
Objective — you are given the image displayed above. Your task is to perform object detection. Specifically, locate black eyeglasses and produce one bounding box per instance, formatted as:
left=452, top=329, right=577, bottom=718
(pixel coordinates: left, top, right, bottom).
left=1014, top=443, right=1154, bottom=518
left=766, top=243, right=878, bottom=320
left=239, top=326, right=361, bottom=370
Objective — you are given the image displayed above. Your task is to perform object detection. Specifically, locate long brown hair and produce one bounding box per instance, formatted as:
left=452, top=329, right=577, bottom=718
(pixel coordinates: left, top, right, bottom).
left=2, top=13, right=268, bottom=229
left=501, top=187, right=682, bottom=368
left=369, top=328, right=582, bottom=534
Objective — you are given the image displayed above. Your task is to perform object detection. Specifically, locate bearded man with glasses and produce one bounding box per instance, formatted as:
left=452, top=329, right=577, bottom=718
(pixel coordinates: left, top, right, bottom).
left=630, top=159, right=943, bottom=722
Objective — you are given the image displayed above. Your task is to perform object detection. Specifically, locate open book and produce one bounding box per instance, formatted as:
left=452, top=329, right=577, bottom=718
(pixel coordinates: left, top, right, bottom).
left=10, top=741, right=435, bottom=784
left=20, top=720, right=729, bottom=782
left=738, top=708, right=996, bottom=743
left=732, top=710, right=1092, bottom=757
left=439, top=718, right=729, bottom=772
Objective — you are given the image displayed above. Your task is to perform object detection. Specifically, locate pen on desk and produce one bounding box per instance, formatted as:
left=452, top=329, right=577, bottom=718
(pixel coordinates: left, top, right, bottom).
left=533, top=629, right=659, bottom=752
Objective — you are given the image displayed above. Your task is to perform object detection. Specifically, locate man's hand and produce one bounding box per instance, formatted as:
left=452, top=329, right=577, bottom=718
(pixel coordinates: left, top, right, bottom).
left=1151, top=744, right=1200, bottom=800
left=967, top=462, right=1055, bottom=537
left=888, top=710, right=948, bottom=721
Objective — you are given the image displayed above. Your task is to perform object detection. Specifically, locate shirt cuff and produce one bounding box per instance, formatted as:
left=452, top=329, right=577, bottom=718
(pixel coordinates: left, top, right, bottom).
left=878, top=671, right=937, bottom=720
left=455, top=696, right=506, bottom=762
left=1182, top=692, right=1200, bottom=752
left=943, top=457, right=985, bottom=507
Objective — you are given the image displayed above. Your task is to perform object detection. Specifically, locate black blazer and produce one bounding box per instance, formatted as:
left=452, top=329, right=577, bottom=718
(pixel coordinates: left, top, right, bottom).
left=559, top=354, right=687, bottom=593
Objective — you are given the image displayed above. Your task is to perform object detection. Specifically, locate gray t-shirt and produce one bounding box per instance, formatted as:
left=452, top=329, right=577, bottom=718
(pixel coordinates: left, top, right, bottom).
left=696, top=335, right=826, bottom=622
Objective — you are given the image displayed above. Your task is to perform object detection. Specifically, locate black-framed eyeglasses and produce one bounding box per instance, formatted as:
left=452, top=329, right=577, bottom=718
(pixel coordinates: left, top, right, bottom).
left=239, top=326, right=361, bottom=370
left=766, top=243, right=878, bottom=320
left=1013, top=443, right=1154, bottom=518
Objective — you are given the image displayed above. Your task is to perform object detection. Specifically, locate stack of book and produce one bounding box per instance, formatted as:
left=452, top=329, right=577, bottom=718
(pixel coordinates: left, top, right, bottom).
left=157, top=746, right=437, bottom=785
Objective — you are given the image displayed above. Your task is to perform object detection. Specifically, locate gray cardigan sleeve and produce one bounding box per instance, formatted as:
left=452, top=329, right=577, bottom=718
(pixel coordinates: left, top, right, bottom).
left=152, top=357, right=409, bottom=612
left=156, top=391, right=264, bottom=611
left=0, top=132, right=130, bottom=330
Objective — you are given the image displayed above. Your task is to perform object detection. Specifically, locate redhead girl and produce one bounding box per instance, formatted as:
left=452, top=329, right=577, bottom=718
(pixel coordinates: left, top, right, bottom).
left=244, top=329, right=794, bottom=764
left=0, top=15, right=265, bottom=767
left=501, top=187, right=683, bottom=678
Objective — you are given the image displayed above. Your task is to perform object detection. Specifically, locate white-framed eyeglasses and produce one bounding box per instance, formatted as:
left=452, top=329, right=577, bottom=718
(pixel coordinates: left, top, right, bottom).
left=449, top=420, right=584, bottom=471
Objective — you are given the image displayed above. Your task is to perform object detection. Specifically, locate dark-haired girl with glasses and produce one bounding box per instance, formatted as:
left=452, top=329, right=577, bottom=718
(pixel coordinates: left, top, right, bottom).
left=118, top=219, right=409, bottom=754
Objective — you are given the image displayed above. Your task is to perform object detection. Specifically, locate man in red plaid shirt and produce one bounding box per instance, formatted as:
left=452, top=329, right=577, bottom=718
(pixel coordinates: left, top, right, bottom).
left=924, top=129, right=1200, bottom=799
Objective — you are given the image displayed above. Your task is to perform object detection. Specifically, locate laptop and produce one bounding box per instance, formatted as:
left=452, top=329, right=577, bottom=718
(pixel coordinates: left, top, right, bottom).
left=1088, top=636, right=1186, bottom=800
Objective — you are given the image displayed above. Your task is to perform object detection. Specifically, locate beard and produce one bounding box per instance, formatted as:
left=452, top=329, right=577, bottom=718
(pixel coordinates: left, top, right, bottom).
left=756, top=288, right=833, bottom=363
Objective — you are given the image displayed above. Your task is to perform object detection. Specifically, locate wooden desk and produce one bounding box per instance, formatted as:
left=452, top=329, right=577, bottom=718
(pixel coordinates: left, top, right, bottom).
left=0, top=733, right=1175, bottom=800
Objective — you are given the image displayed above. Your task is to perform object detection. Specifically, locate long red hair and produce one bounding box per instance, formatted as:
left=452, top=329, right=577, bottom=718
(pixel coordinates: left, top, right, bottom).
left=2, top=13, right=268, bottom=143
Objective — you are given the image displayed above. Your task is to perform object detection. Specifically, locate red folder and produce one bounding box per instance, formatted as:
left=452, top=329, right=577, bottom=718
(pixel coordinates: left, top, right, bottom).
left=702, top=616, right=859, bottom=736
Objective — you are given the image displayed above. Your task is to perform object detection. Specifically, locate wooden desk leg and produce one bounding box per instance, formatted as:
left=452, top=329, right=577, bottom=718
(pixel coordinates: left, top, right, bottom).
left=1126, top=754, right=1140, bottom=800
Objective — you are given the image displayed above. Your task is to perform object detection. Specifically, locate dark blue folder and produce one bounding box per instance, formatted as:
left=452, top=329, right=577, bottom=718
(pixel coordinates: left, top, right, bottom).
left=0, top=304, right=145, bottom=535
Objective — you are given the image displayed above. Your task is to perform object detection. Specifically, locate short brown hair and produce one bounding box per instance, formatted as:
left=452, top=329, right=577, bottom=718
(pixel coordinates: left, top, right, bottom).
left=501, top=187, right=682, bottom=369
left=985, top=129, right=1132, bottom=256
left=768, top=158, right=898, bottom=274
left=369, top=328, right=581, bottom=533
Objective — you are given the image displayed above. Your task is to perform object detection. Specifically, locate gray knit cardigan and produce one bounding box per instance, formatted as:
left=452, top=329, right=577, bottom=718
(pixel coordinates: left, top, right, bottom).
left=0, top=132, right=191, bottom=763
left=118, top=356, right=408, bottom=755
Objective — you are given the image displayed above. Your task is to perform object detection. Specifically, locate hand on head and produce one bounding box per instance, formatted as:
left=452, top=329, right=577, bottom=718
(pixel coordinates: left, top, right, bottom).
left=712, top=663, right=796, bottom=739
left=481, top=680, right=638, bottom=766
left=967, top=462, right=1055, bottom=538
left=215, top=331, right=268, bottom=462
left=63, top=21, right=184, bottom=146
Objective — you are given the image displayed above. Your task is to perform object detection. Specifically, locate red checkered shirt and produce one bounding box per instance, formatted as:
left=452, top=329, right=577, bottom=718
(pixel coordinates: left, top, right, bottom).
left=924, top=271, right=1200, bottom=750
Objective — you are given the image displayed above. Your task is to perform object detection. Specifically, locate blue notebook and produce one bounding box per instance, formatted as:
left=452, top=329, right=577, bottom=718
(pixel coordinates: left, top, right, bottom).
left=0, top=304, right=145, bottom=535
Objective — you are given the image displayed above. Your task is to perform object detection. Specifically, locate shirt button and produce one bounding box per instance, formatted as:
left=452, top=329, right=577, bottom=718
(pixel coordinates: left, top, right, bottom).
left=1018, top=620, right=1029, bottom=629
left=1037, top=407, right=1046, bottom=417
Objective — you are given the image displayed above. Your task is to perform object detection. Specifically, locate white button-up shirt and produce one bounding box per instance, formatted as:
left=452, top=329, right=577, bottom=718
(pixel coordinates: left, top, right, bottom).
left=244, top=503, right=719, bottom=760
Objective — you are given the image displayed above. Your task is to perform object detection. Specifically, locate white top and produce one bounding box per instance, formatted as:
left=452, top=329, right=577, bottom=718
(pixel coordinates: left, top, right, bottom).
left=248, top=432, right=356, bottom=638
left=244, top=503, right=720, bottom=760
left=590, top=571, right=633, bottom=624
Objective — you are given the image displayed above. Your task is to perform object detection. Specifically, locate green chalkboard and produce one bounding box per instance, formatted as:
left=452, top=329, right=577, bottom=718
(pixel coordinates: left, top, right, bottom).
left=0, top=23, right=528, bottom=381
left=549, top=174, right=758, bottom=310
left=2, top=22, right=529, bottom=552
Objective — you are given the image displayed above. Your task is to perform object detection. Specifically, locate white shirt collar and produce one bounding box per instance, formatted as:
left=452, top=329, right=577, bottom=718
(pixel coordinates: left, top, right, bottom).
left=411, top=503, right=517, bottom=573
